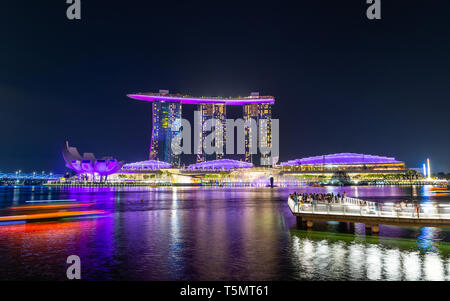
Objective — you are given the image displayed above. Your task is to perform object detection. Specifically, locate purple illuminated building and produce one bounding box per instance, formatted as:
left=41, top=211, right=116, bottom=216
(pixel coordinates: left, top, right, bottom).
left=62, top=141, right=124, bottom=181
left=121, top=160, right=172, bottom=171
left=184, top=159, right=253, bottom=171
left=280, top=153, right=402, bottom=166
left=127, top=92, right=275, bottom=106
left=279, top=153, right=406, bottom=173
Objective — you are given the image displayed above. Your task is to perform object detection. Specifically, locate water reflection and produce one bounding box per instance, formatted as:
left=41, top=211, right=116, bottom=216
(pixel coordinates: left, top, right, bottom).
left=0, top=220, right=99, bottom=280
left=417, top=227, right=443, bottom=253
left=290, top=230, right=450, bottom=280
left=0, top=185, right=449, bottom=280
left=366, top=245, right=381, bottom=280
left=402, top=252, right=421, bottom=280
left=424, top=253, right=444, bottom=281
left=383, top=249, right=401, bottom=280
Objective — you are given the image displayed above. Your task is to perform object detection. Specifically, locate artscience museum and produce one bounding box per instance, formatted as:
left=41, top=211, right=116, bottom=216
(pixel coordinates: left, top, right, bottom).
left=62, top=141, right=124, bottom=181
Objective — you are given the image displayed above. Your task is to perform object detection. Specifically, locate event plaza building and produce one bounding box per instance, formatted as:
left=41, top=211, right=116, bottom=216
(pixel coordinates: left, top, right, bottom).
left=278, top=153, right=406, bottom=172
left=278, top=153, right=407, bottom=180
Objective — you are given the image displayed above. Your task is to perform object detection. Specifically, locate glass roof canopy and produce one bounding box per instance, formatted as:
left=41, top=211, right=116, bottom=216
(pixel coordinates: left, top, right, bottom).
left=279, top=153, right=403, bottom=166
left=184, top=159, right=253, bottom=170
left=122, top=160, right=172, bottom=171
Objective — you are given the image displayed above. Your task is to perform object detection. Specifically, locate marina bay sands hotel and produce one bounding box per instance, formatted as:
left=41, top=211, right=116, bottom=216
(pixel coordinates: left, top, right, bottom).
left=127, top=90, right=274, bottom=167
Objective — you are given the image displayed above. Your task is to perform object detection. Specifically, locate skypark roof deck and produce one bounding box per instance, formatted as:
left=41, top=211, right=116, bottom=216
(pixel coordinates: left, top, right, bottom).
left=127, top=92, right=275, bottom=105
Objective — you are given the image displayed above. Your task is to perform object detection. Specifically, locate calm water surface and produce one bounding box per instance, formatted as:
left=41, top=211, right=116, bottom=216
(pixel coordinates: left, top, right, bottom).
left=0, top=185, right=449, bottom=280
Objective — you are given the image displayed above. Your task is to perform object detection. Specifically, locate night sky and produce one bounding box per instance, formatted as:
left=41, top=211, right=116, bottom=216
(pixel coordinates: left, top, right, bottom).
left=1, top=0, right=449, bottom=173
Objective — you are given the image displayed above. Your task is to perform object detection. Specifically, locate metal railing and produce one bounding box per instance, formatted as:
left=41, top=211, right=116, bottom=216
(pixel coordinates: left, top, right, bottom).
left=288, top=197, right=450, bottom=220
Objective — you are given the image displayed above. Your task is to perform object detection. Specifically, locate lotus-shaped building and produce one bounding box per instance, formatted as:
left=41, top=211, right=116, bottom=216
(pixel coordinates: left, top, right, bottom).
left=62, top=141, right=124, bottom=181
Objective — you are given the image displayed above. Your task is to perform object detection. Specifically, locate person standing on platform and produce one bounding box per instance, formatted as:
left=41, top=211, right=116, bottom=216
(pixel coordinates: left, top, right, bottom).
left=413, top=202, right=420, bottom=218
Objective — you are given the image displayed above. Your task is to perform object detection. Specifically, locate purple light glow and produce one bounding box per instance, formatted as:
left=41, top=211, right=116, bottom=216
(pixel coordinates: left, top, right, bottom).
left=279, top=153, right=403, bottom=166
left=62, top=142, right=124, bottom=176
left=69, top=159, right=122, bottom=175
left=184, top=159, right=253, bottom=171
left=127, top=94, right=275, bottom=105
left=121, top=160, right=172, bottom=171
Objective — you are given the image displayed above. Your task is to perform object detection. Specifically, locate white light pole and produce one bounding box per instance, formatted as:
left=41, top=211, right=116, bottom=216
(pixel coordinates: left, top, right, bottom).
left=427, top=158, right=431, bottom=180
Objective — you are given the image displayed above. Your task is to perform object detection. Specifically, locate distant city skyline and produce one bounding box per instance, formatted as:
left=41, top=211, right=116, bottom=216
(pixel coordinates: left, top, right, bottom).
left=1, top=1, right=449, bottom=173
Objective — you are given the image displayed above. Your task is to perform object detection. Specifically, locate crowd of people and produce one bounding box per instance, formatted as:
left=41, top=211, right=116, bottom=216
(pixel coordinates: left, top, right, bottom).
left=288, top=191, right=347, bottom=205
left=391, top=200, right=422, bottom=217
left=288, top=191, right=424, bottom=217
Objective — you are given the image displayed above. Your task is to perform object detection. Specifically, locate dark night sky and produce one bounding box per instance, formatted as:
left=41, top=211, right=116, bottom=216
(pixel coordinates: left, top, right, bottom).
left=1, top=0, right=449, bottom=173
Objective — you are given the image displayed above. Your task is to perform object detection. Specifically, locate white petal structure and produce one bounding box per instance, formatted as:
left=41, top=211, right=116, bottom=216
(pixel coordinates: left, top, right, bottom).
left=62, top=141, right=124, bottom=177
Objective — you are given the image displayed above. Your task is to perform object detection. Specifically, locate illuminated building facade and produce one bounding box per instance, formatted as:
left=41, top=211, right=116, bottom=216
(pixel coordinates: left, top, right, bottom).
left=243, top=102, right=272, bottom=165
left=121, top=160, right=172, bottom=171
left=197, top=103, right=227, bottom=162
left=184, top=159, right=253, bottom=171
left=279, top=153, right=406, bottom=173
left=150, top=100, right=182, bottom=166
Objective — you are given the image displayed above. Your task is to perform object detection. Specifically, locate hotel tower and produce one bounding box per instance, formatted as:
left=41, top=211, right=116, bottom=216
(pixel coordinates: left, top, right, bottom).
left=243, top=101, right=272, bottom=165
left=149, top=98, right=182, bottom=166
left=196, top=103, right=227, bottom=162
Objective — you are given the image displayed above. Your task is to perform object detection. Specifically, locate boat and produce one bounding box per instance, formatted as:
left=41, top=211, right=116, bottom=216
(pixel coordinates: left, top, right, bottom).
left=429, top=186, right=450, bottom=194
left=0, top=203, right=105, bottom=223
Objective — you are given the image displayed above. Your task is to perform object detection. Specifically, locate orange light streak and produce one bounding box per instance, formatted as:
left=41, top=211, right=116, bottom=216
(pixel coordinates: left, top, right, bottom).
left=10, top=203, right=94, bottom=210
left=0, top=210, right=105, bottom=222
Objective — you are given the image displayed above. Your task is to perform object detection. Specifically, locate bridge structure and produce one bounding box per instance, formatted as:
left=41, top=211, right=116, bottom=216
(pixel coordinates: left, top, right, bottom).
left=0, top=172, right=62, bottom=184
left=288, top=196, right=450, bottom=233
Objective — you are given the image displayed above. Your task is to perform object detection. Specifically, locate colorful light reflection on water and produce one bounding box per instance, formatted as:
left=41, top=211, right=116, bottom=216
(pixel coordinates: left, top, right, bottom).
left=0, top=185, right=449, bottom=280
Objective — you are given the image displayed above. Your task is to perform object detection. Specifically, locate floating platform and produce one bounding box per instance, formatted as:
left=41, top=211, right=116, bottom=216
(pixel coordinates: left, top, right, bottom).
left=288, top=197, right=450, bottom=233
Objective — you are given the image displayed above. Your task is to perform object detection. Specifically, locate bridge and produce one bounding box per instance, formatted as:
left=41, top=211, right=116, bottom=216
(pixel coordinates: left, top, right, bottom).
left=0, top=173, right=62, bottom=185
left=288, top=197, right=450, bottom=233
